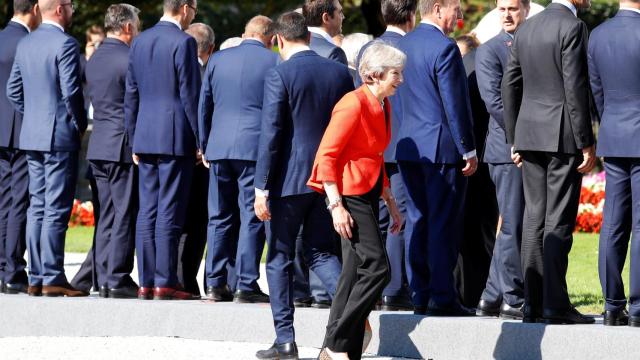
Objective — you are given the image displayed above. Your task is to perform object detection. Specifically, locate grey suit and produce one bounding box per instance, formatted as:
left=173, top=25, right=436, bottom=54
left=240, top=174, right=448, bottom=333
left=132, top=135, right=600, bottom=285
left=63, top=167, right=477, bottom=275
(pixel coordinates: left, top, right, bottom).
left=502, top=3, right=595, bottom=314
left=6, top=23, right=87, bottom=286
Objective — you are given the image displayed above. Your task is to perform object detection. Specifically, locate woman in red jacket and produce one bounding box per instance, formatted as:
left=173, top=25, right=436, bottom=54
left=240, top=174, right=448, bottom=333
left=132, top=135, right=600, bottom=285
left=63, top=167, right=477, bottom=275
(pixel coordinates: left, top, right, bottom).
left=307, top=42, right=406, bottom=360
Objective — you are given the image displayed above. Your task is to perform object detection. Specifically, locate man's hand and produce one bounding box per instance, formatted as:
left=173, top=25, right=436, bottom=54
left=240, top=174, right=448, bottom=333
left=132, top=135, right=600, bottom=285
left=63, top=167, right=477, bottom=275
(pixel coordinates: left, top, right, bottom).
left=197, top=149, right=209, bottom=168
left=462, top=156, right=478, bottom=176
left=511, top=146, right=522, bottom=168
left=132, top=153, right=139, bottom=165
left=254, top=194, right=271, bottom=221
left=577, top=145, right=596, bottom=174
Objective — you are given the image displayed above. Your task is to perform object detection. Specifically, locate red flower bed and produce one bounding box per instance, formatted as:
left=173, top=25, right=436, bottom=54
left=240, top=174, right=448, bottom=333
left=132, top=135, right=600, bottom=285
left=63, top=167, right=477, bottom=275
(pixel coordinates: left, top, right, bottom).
left=69, top=200, right=95, bottom=227
left=575, top=172, right=605, bottom=233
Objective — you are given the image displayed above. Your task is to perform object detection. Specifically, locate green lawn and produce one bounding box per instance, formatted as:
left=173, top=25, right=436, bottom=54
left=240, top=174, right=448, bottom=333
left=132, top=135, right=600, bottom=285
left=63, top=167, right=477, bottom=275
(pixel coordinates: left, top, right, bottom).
left=65, top=227, right=624, bottom=314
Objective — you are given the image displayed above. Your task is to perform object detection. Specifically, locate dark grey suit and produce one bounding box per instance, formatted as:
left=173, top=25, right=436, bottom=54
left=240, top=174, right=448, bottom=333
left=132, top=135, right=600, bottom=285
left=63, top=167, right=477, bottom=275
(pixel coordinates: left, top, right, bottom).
left=502, top=3, right=595, bottom=314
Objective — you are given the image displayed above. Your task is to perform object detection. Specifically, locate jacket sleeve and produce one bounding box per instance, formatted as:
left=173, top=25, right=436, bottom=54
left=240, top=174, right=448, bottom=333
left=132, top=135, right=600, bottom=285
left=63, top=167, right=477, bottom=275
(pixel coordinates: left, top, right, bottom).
left=254, top=69, right=287, bottom=191
left=476, top=44, right=506, bottom=131
left=587, top=35, right=604, bottom=120
left=6, top=53, right=24, bottom=114
left=197, top=59, right=215, bottom=153
left=58, top=37, right=87, bottom=133
left=561, top=21, right=595, bottom=149
left=176, top=36, right=202, bottom=147
left=436, top=42, right=476, bottom=156
left=502, top=37, right=523, bottom=145
left=124, top=44, right=139, bottom=148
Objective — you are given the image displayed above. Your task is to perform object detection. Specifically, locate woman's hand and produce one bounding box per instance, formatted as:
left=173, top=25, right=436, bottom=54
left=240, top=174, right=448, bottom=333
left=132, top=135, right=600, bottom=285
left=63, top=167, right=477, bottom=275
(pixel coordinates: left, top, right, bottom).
left=332, top=204, right=355, bottom=240
left=387, top=199, right=404, bottom=235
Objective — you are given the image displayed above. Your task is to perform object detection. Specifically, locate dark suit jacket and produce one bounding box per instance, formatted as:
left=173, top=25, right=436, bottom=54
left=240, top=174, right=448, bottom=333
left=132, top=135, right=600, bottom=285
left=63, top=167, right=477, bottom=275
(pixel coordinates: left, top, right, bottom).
left=0, top=21, right=29, bottom=149
left=198, top=39, right=278, bottom=161
left=124, top=21, right=201, bottom=156
left=85, top=38, right=132, bottom=163
left=502, top=3, right=595, bottom=154
left=476, top=31, right=514, bottom=164
left=354, top=31, right=404, bottom=162
left=254, top=50, right=354, bottom=198
left=396, top=24, right=475, bottom=164
left=7, top=23, right=87, bottom=152
left=309, top=32, right=348, bottom=65
left=463, top=49, right=490, bottom=162
left=588, top=10, right=640, bottom=157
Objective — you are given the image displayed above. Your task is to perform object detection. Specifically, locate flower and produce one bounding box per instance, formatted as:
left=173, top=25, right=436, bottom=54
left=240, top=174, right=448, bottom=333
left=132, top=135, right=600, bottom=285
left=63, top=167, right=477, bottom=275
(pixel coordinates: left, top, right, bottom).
left=68, top=200, right=95, bottom=227
left=575, top=171, right=605, bottom=233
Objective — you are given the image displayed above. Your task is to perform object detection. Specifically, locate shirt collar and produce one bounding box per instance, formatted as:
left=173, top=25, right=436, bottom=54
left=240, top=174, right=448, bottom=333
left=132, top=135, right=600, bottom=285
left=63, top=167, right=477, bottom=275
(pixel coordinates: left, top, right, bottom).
left=552, top=0, right=577, bottom=17
left=10, top=18, right=30, bottom=33
left=420, top=19, right=445, bottom=35
left=308, top=27, right=335, bottom=45
left=198, top=57, right=204, bottom=67
left=386, top=25, right=407, bottom=36
left=42, top=20, right=65, bottom=32
left=160, top=16, right=182, bottom=30
left=619, top=7, right=640, bottom=15
left=284, top=44, right=311, bottom=61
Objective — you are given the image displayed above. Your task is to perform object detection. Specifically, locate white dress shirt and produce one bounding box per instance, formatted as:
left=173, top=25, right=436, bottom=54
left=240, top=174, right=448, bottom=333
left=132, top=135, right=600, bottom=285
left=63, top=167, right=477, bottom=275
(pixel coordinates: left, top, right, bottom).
left=10, top=18, right=30, bottom=33
left=385, top=25, right=406, bottom=36
left=552, top=0, right=577, bottom=17
left=308, top=27, right=335, bottom=44
left=160, top=16, right=182, bottom=30
left=42, top=19, right=64, bottom=32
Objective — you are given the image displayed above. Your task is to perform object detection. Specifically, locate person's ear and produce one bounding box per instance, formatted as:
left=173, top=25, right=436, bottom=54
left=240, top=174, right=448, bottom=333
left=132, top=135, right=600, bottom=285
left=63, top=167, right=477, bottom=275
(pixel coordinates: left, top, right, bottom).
left=322, top=12, right=331, bottom=25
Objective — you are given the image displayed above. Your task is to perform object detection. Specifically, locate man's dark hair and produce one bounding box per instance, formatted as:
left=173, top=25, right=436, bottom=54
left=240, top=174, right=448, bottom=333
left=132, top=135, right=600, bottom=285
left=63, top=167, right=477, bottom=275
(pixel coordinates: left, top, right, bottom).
left=104, top=4, right=140, bottom=34
left=164, top=0, right=195, bottom=13
left=381, top=0, right=417, bottom=26
left=303, top=0, right=337, bottom=27
left=275, top=11, right=310, bottom=42
left=13, top=0, right=37, bottom=14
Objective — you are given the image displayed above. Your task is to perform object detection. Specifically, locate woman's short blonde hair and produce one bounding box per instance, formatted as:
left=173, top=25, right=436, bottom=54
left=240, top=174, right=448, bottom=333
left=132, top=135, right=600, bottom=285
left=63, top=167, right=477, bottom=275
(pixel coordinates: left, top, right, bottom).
left=358, top=41, right=406, bottom=84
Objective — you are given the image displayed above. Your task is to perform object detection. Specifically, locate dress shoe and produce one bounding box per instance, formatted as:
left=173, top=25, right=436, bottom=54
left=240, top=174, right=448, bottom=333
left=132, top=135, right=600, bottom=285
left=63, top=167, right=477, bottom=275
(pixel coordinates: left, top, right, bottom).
left=256, top=342, right=298, bottom=360
left=234, top=289, right=269, bottom=303
left=414, top=306, right=427, bottom=315
left=543, top=307, right=595, bottom=324
left=311, top=299, right=332, bottom=309
left=426, top=302, right=475, bottom=317
left=521, top=304, right=542, bottom=323
left=294, top=297, right=313, bottom=308
left=138, top=287, right=154, bottom=300
left=28, top=285, right=42, bottom=297
left=42, top=283, right=89, bottom=297
left=629, top=316, right=640, bottom=327
left=109, top=286, right=139, bottom=299
left=4, top=282, right=29, bottom=295
left=476, top=299, right=500, bottom=317
left=379, top=295, right=413, bottom=311
left=499, top=303, right=524, bottom=320
left=603, top=309, right=629, bottom=326
left=99, top=285, right=109, bottom=298
left=206, top=285, right=233, bottom=302
left=153, top=287, right=200, bottom=300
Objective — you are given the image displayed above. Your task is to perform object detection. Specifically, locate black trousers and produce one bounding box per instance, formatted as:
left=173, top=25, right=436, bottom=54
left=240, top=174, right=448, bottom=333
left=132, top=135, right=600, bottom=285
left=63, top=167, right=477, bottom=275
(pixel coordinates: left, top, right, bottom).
left=324, top=189, right=390, bottom=360
left=520, top=151, right=581, bottom=313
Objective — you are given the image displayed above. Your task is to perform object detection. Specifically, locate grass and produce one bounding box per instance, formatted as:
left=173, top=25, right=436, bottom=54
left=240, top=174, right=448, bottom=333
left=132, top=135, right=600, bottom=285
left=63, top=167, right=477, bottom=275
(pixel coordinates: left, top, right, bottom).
left=65, top=227, right=626, bottom=314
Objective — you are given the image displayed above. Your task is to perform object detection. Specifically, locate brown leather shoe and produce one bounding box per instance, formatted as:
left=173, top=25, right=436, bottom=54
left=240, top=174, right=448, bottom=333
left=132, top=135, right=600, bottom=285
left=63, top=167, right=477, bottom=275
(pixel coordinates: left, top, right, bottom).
left=42, top=283, right=89, bottom=297
left=138, top=287, right=154, bottom=300
left=28, top=285, right=43, bottom=297
left=153, top=287, right=200, bottom=300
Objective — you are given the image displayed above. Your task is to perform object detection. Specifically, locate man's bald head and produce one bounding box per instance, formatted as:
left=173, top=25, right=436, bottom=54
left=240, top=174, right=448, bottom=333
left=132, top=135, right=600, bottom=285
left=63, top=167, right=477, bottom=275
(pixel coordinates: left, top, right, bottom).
left=242, top=15, right=274, bottom=48
left=38, top=0, right=59, bottom=13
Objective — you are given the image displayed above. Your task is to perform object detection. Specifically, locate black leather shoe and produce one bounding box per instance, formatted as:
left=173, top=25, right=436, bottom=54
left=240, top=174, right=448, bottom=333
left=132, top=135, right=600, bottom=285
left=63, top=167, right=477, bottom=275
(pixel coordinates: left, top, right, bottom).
left=500, top=303, right=524, bottom=320
left=3, top=282, right=28, bottom=294
left=379, top=295, right=413, bottom=311
left=294, top=297, right=313, bottom=308
left=109, top=286, right=139, bottom=299
left=234, top=289, right=269, bottom=303
left=543, top=307, right=595, bottom=324
left=414, top=306, right=427, bottom=315
left=206, top=285, right=234, bottom=301
left=255, top=342, right=299, bottom=360
left=426, top=302, right=475, bottom=317
left=311, top=299, right=332, bottom=309
left=476, top=299, right=500, bottom=317
left=629, top=316, right=640, bottom=327
left=521, top=304, right=542, bottom=323
left=99, top=285, right=109, bottom=298
left=603, top=309, right=629, bottom=326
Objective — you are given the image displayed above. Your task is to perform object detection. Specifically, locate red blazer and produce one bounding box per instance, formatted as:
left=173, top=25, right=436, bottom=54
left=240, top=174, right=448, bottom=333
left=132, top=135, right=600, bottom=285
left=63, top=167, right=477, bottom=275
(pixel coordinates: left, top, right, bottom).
left=307, top=85, right=391, bottom=196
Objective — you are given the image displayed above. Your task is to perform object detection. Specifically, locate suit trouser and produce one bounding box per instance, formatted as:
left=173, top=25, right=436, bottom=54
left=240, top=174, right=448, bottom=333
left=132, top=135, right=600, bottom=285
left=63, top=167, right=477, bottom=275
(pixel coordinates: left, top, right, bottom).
left=398, top=161, right=466, bottom=307
left=205, top=160, right=265, bottom=291
left=90, top=160, right=137, bottom=289
left=293, top=229, right=335, bottom=302
left=599, top=158, right=640, bottom=316
left=520, top=151, right=581, bottom=312
left=480, top=163, right=525, bottom=307
left=324, top=193, right=390, bottom=360
left=178, top=163, right=208, bottom=295
left=266, top=192, right=341, bottom=344
left=455, top=162, right=499, bottom=307
left=0, top=148, right=28, bottom=284
left=136, top=154, right=193, bottom=288
left=25, top=150, right=78, bottom=286
left=378, top=163, right=409, bottom=297
left=70, top=175, right=100, bottom=292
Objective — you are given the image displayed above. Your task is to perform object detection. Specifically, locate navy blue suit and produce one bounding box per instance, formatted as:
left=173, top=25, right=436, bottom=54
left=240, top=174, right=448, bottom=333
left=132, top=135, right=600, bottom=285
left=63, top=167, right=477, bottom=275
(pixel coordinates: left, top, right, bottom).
left=475, top=31, right=525, bottom=308
left=255, top=50, right=353, bottom=344
left=124, top=21, right=200, bottom=288
left=198, top=39, right=278, bottom=292
left=396, top=23, right=475, bottom=308
left=309, top=31, right=348, bottom=65
left=588, top=10, right=640, bottom=316
left=7, top=23, right=87, bottom=286
left=85, top=38, right=137, bottom=290
left=0, top=21, right=30, bottom=286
